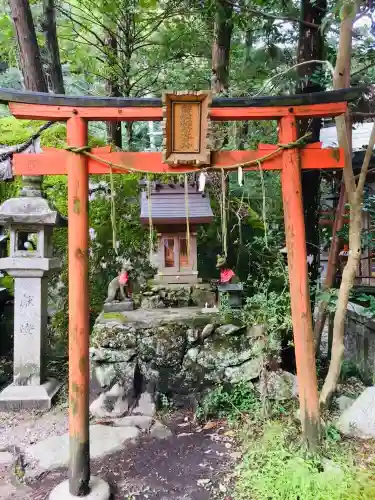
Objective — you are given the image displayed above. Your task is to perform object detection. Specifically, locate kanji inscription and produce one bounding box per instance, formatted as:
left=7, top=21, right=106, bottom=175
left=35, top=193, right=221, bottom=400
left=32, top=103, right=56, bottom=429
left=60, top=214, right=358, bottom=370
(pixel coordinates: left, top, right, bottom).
left=162, top=91, right=211, bottom=166
left=172, top=102, right=200, bottom=153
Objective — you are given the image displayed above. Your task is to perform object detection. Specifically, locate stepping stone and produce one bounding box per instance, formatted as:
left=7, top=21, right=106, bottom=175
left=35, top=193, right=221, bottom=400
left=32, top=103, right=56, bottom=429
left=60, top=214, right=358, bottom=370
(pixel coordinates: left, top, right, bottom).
left=132, top=392, right=156, bottom=417
left=114, top=415, right=153, bottom=431
left=336, top=395, right=354, bottom=413
left=337, top=387, right=375, bottom=438
left=25, top=424, right=140, bottom=470
left=0, top=450, right=13, bottom=466
left=150, top=421, right=172, bottom=440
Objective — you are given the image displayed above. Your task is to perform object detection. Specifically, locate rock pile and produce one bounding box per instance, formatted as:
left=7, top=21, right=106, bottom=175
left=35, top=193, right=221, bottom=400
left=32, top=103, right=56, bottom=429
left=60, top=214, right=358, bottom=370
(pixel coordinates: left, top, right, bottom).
left=89, top=307, right=266, bottom=417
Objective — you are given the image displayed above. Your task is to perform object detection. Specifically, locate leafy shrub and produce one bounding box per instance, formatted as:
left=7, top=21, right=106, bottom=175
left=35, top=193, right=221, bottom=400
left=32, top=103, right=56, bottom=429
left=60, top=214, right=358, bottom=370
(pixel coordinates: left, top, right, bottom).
left=196, top=382, right=260, bottom=422
left=340, top=360, right=364, bottom=382
left=235, top=422, right=375, bottom=500
left=241, top=280, right=292, bottom=359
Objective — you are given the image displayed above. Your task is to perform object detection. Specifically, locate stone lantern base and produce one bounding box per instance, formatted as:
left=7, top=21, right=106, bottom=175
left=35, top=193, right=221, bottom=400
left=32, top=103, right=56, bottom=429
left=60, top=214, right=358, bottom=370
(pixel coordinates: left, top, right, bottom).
left=0, top=194, right=66, bottom=412
left=0, top=378, right=61, bottom=411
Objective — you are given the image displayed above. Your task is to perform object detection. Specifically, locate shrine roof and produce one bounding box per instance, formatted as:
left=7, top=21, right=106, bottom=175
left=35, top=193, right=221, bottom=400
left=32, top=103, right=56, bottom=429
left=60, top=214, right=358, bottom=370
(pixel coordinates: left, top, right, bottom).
left=140, top=185, right=213, bottom=225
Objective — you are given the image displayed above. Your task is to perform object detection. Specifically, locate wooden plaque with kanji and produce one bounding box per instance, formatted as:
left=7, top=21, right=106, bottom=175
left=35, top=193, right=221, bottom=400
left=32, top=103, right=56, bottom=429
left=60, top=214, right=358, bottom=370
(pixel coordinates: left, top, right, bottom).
left=162, top=91, right=212, bottom=166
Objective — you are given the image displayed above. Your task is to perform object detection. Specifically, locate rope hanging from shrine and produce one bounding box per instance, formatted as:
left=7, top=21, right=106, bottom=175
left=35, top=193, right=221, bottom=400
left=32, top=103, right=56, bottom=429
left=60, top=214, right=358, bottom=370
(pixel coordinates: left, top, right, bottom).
left=147, top=175, right=154, bottom=261
left=220, top=169, right=228, bottom=258
left=63, top=131, right=311, bottom=176
left=184, top=174, right=191, bottom=261
left=257, top=159, right=269, bottom=249
left=109, top=166, right=118, bottom=255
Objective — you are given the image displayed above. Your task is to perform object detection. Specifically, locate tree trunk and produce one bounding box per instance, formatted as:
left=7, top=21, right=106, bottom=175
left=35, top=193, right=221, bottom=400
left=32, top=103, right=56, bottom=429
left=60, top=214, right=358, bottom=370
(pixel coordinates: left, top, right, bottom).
left=9, top=0, right=47, bottom=92
left=9, top=0, right=47, bottom=194
left=244, top=18, right=253, bottom=68
left=105, top=31, right=122, bottom=148
left=211, top=0, right=233, bottom=94
left=320, top=192, right=362, bottom=405
left=297, top=0, right=327, bottom=312
left=327, top=311, right=334, bottom=360
left=210, top=0, right=233, bottom=257
left=319, top=1, right=372, bottom=407
left=41, top=0, right=65, bottom=94
left=313, top=0, right=354, bottom=356
left=314, top=186, right=346, bottom=353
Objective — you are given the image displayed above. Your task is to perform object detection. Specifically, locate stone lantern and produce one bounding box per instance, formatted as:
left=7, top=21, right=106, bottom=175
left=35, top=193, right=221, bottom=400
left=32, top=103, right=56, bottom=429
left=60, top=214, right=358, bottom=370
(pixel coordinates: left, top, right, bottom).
left=0, top=179, right=65, bottom=410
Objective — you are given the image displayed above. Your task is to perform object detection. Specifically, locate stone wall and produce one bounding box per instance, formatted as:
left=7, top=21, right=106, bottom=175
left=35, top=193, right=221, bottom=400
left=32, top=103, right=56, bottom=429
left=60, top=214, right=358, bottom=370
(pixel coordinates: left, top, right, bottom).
left=89, top=307, right=265, bottom=418
left=344, top=302, right=375, bottom=384
left=136, top=283, right=216, bottom=310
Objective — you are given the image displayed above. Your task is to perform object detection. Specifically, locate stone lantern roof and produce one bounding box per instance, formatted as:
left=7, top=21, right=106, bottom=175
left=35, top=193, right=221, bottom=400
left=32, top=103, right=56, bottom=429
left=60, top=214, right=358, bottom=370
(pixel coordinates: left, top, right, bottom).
left=0, top=196, right=67, bottom=227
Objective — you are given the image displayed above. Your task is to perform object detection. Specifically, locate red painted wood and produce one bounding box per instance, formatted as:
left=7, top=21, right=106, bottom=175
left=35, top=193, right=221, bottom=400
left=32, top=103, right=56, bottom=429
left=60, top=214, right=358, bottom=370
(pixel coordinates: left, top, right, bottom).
left=279, top=115, right=320, bottom=447
left=67, top=116, right=90, bottom=494
left=13, top=146, right=344, bottom=176
left=9, top=101, right=347, bottom=121
left=9, top=103, right=163, bottom=121
left=210, top=102, right=347, bottom=120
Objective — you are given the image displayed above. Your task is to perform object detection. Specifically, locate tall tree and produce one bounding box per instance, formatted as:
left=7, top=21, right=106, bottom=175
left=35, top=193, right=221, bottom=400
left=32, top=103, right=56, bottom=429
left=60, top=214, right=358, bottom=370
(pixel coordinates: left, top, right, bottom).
left=9, top=0, right=47, bottom=92
left=41, top=0, right=65, bottom=93
left=105, top=29, right=122, bottom=147
left=297, top=0, right=327, bottom=309
left=57, top=0, right=189, bottom=149
left=211, top=0, right=233, bottom=93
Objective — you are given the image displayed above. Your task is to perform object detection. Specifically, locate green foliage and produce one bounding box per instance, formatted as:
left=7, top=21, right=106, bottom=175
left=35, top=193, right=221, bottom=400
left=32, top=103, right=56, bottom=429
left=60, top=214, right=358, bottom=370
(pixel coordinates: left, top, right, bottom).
left=340, top=360, right=363, bottom=382
left=159, top=393, right=173, bottom=413
left=316, top=287, right=339, bottom=313
left=354, top=293, right=375, bottom=318
left=324, top=422, right=342, bottom=443
left=218, top=292, right=235, bottom=324
left=235, top=422, right=375, bottom=500
left=0, top=117, right=66, bottom=147
left=0, top=275, right=14, bottom=294
left=196, top=382, right=261, bottom=423
left=241, top=280, right=292, bottom=359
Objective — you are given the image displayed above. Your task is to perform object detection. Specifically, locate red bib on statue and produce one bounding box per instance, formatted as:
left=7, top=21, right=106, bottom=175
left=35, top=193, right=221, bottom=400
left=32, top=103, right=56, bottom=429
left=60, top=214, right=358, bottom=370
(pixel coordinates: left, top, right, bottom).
left=220, top=268, right=235, bottom=283
left=119, top=271, right=129, bottom=285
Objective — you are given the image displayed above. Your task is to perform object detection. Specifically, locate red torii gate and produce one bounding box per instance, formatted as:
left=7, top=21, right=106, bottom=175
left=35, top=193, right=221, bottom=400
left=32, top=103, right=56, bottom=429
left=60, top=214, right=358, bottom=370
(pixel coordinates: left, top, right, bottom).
left=1, top=88, right=354, bottom=497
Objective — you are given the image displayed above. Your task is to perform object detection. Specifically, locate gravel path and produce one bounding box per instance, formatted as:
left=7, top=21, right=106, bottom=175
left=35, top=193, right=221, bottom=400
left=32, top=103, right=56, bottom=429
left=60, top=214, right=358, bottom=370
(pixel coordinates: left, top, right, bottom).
left=0, top=407, right=68, bottom=451
left=0, top=410, right=237, bottom=500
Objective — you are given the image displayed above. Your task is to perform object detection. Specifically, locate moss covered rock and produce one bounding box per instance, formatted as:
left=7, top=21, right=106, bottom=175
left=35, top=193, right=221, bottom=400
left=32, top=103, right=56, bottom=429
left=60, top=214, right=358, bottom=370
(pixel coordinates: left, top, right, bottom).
left=89, top=307, right=268, bottom=410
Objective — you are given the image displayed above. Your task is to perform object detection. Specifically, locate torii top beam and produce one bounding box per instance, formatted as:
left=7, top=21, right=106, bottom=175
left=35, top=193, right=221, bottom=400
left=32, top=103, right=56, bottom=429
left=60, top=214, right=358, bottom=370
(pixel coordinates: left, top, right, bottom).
left=0, top=85, right=363, bottom=109
left=0, top=87, right=362, bottom=176
left=0, top=86, right=363, bottom=121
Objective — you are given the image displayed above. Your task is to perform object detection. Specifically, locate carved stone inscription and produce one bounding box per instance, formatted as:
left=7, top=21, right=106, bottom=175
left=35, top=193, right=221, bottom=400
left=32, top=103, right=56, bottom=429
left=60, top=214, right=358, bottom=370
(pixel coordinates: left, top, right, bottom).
left=172, top=102, right=201, bottom=153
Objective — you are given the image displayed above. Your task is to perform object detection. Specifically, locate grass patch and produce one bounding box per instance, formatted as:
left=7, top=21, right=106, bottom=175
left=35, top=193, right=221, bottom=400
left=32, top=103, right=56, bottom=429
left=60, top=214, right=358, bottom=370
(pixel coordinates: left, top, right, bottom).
left=196, top=382, right=261, bottom=423
left=196, top=383, right=375, bottom=500
left=235, top=421, right=375, bottom=500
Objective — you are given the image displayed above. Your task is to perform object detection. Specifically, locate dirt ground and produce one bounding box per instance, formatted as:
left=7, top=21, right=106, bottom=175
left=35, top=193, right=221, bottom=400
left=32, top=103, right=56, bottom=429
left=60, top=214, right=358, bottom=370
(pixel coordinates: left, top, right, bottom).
left=0, top=411, right=238, bottom=500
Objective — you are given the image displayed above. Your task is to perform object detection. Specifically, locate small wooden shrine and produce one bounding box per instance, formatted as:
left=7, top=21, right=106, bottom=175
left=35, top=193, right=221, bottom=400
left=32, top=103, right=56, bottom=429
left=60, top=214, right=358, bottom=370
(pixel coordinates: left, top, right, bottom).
left=140, top=183, right=213, bottom=284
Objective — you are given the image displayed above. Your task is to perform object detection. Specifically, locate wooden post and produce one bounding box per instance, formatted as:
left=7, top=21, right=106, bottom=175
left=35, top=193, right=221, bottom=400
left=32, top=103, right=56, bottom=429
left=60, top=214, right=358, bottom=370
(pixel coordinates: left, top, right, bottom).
left=279, top=114, right=320, bottom=450
left=67, top=115, right=90, bottom=495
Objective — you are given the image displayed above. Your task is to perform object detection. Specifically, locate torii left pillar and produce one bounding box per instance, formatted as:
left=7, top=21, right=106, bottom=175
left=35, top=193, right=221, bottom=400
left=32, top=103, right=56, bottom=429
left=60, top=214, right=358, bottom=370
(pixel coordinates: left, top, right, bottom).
left=50, top=116, right=110, bottom=499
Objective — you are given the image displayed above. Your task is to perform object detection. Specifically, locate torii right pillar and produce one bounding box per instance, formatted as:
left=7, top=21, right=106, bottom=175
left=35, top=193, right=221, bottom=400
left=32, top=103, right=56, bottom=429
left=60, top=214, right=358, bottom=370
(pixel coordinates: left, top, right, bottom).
left=280, top=113, right=320, bottom=449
